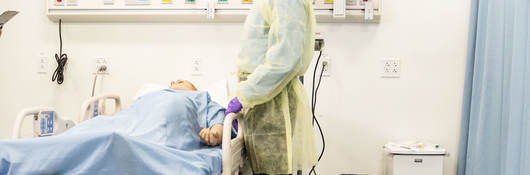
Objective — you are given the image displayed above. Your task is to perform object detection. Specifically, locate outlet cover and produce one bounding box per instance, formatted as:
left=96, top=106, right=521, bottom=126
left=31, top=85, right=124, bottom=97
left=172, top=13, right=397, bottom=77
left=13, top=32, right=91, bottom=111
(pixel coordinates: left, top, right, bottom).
left=37, top=55, right=49, bottom=74
left=191, top=57, right=203, bottom=76
left=381, top=58, right=400, bottom=78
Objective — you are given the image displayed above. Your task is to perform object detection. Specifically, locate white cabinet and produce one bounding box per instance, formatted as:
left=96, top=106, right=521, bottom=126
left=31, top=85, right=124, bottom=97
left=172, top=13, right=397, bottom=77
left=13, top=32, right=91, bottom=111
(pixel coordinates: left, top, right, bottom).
left=384, top=142, right=446, bottom=175
left=387, top=155, right=444, bottom=175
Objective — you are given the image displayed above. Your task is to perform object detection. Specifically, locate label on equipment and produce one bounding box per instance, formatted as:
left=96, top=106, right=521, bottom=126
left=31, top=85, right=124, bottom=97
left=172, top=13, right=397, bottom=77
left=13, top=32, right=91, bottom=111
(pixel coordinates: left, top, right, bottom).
left=55, top=0, right=65, bottom=6
left=125, top=0, right=151, bottom=6
left=40, top=118, right=46, bottom=134
left=93, top=101, right=99, bottom=118
left=67, top=0, right=78, bottom=6
left=364, top=0, right=374, bottom=20
left=104, top=0, right=115, bottom=5
left=47, top=113, right=54, bottom=134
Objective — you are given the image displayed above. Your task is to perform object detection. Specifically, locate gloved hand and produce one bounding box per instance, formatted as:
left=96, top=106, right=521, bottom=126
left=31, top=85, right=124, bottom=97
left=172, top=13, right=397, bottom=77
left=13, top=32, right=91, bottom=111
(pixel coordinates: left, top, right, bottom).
left=225, top=97, right=242, bottom=115
left=225, top=97, right=242, bottom=132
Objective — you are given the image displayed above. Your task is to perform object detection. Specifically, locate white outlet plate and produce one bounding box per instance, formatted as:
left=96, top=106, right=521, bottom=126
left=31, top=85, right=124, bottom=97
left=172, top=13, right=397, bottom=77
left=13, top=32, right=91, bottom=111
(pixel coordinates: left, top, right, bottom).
left=37, top=55, right=49, bottom=74
left=381, top=58, right=400, bottom=78
left=95, top=57, right=109, bottom=75
left=191, top=57, right=202, bottom=76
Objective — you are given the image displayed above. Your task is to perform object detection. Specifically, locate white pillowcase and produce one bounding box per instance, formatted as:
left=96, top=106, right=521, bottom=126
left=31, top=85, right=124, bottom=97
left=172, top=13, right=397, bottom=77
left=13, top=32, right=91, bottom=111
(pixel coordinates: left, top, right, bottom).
left=204, top=79, right=229, bottom=108
left=133, top=80, right=229, bottom=108
left=133, top=83, right=168, bottom=101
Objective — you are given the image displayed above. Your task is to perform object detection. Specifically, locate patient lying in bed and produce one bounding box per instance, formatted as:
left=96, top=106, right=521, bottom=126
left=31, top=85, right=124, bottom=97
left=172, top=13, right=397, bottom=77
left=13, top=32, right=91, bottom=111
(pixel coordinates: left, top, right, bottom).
left=0, top=80, right=227, bottom=175
left=170, top=80, right=224, bottom=146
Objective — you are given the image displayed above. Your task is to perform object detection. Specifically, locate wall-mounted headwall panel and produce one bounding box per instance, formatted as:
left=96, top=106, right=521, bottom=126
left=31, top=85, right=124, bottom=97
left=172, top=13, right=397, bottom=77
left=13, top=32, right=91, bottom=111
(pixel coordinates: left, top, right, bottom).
left=47, top=0, right=381, bottom=23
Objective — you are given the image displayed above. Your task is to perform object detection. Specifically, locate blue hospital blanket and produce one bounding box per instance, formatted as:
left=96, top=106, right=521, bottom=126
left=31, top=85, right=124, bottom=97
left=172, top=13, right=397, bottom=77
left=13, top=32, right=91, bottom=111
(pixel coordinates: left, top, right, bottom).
left=0, top=89, right=226, bottom=175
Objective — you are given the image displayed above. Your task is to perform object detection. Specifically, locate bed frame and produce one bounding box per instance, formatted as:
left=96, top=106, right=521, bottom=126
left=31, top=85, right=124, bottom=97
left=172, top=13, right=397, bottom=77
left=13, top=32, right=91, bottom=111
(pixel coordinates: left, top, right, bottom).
left=222, top=113, right=246, bottom=175
left=79, top=94, right=122, bottom=123
left=11, top=106, right=56, bottom=139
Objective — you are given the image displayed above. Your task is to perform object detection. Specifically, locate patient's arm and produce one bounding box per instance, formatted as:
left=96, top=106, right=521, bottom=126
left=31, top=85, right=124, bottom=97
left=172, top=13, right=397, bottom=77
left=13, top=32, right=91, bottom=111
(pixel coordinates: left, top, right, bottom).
left=199, top=124, right=223, bottom=146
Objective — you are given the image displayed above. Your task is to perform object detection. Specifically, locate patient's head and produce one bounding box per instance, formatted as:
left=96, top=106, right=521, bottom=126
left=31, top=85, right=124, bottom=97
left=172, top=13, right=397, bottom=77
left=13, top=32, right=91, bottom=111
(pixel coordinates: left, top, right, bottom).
left=170, top=80, right=198, bottom=91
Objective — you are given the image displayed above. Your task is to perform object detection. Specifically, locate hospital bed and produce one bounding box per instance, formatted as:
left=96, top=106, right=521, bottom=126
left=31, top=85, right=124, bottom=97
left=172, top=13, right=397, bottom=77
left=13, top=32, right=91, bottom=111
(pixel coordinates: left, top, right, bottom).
left=10, top=92, right=247, bottom=175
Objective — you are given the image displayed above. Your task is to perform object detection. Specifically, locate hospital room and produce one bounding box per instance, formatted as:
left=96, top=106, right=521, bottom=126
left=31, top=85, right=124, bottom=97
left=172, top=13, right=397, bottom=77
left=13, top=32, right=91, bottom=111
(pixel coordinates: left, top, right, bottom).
left=0, top=0, right=528, bottom=174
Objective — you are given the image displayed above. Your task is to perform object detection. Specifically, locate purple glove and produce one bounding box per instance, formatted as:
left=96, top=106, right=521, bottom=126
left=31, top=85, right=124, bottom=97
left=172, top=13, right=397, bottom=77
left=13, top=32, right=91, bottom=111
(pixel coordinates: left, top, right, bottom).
left=225, top=97, right=242, bottom=132
left=225, top=97, right=242, bottom=115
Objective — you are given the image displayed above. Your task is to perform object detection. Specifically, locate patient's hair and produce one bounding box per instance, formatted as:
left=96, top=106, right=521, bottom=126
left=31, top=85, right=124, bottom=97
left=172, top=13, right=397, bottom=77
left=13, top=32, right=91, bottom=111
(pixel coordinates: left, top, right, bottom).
left=170, top=80, right=198, bottom=91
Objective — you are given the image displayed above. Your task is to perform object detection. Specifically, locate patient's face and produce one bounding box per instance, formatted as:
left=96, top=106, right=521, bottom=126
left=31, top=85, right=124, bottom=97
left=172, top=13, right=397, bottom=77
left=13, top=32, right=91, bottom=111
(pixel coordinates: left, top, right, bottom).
left=170, top=80, right=198, bottom=91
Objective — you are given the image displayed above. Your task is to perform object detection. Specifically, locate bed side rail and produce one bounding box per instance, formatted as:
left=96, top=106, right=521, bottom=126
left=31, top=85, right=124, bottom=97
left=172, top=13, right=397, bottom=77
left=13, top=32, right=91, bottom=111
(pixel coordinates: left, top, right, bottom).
left=12, top=107, right=55, bottom=139
left=222, top=113, right=244, bottom=175
left=79, top=94, right=122, bottom=123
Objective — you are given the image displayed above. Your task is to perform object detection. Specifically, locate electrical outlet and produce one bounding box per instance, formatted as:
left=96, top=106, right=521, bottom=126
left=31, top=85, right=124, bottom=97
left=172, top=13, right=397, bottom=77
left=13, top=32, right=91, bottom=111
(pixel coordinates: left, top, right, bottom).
left=36, top=54, right=49, bottom=74
left=381, top=58, right=400, bottom=78
left=95, top=57, right=109, bottom=75
left=191, top=57, right=202, bottom=76
left=321, top=54, right=331, bottom=77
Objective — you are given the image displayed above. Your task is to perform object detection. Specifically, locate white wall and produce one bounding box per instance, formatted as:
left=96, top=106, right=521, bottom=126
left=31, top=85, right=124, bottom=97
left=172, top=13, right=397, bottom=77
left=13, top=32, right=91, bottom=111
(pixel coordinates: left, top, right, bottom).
left=0, top=0, right=470, bottom=174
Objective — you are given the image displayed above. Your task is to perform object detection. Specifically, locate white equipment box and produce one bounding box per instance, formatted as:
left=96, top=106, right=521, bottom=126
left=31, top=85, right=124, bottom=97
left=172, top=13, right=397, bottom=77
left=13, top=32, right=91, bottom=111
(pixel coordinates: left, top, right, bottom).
left=47, top=0, right=381, bottom=22
left=384, top=142, right=447, bottom=175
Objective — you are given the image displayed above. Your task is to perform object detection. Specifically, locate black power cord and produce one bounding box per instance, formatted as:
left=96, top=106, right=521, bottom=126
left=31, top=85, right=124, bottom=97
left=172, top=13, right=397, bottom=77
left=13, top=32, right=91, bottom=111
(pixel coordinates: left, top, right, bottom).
left=52, top=19, right=68, bottom=84
left=309, top=51, right=326, bottom=175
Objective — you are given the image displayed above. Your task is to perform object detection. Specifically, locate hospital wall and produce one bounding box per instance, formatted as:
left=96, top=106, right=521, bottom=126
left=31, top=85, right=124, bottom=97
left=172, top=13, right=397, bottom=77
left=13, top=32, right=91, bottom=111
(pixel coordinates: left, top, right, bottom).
left=0, top=0, right=470, bottom=174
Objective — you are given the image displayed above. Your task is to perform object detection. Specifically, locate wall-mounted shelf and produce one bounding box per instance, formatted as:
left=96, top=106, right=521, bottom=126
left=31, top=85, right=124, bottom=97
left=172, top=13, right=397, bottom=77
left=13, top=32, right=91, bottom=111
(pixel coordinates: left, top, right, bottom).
left=47, top=0, right=381, bottom=23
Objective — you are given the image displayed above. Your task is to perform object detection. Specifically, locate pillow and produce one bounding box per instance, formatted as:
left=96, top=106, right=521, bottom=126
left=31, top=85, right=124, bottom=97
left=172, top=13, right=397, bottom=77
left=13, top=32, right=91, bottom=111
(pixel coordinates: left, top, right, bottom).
left=205, top=79, right=229, bottom=108
left=134, top=80, right=229, bottom=108
left=133, top=83, right=167, bottom=101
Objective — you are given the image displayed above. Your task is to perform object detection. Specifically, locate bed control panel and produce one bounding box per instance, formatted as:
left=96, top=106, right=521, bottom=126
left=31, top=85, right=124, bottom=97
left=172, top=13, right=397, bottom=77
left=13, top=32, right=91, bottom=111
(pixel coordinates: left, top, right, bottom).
left=39, top=111, right=55, bottom=135
left=33, top=111, right=75, bottom=137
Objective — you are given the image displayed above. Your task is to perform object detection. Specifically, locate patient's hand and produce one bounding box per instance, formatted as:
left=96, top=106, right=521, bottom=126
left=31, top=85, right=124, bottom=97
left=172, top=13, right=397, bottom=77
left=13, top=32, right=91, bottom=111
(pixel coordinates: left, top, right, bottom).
left=199, top=124, right=223, bottom=146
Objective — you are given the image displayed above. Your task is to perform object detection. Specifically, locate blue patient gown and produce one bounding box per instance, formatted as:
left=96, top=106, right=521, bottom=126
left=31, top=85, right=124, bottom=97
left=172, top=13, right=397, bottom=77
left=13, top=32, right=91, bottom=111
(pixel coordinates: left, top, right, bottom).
left=0, top=89, right=226, bottom=175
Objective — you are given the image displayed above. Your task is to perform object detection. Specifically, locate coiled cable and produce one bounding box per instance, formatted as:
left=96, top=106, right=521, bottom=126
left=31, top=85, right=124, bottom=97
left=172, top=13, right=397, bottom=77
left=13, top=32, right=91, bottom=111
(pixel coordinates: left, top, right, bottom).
left=52, top=19, right=67, bottom=84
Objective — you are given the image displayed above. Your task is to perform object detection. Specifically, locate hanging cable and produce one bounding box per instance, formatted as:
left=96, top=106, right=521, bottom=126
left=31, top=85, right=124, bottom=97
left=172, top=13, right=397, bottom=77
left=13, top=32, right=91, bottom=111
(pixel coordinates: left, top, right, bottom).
left=309, top=51, right=326, bottom=175
left=311, top=51, right=323, bottom=120
left=91, top=65, right=107, bottom=97
left=52, top=19, right=68, bottom=84
left=91, top=75, right=98, bottom=97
